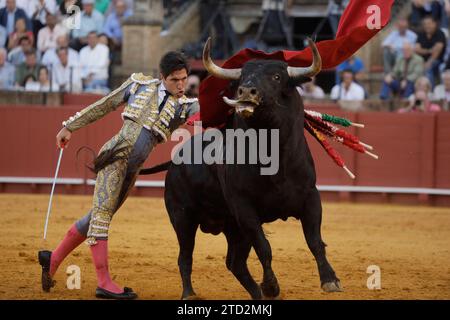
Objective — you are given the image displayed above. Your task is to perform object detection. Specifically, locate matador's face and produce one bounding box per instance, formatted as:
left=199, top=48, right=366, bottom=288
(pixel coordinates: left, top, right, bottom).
left=162, top=68, right=188, bottom=98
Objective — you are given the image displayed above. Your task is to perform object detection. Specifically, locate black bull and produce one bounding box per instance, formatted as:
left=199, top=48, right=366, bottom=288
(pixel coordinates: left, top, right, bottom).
left=140, top=41, right=341, bottom=300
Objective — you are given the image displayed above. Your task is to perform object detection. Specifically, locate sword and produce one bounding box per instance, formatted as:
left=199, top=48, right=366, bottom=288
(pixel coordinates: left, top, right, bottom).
left=43, top=147, right=64, bottom=240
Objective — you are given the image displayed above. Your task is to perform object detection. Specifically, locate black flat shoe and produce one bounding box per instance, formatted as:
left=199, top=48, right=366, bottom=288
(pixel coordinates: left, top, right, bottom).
left=95, top=287, right=138, bottom=300
left=38, top=250, right=56, bottom=292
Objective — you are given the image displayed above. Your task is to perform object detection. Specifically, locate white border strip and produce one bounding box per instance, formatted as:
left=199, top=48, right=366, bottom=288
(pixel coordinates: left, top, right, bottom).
left=2, top=177, right=450, bottom=196
left=0, top=177, right=84, bottom=184
left=317, top=185, right=450, bottom=196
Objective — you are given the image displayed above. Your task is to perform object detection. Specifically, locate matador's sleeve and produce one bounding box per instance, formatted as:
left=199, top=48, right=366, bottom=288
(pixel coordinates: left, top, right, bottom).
left=62, top=77, right=134, bottom=132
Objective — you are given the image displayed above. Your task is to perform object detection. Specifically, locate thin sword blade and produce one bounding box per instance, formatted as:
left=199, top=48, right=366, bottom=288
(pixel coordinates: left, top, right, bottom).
left=43, top=148, right=64, bottom=240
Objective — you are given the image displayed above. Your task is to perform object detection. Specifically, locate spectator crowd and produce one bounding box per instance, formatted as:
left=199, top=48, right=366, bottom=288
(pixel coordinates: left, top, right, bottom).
left=0, top=0, right=449, bottom=113
left=295, top=0, right=450, bottom=113
left=0, top=0, right=134, bottom=93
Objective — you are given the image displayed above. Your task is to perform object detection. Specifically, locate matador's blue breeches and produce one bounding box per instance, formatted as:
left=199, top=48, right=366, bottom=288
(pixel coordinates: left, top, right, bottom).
left=75, top=120, right=158, bottom=245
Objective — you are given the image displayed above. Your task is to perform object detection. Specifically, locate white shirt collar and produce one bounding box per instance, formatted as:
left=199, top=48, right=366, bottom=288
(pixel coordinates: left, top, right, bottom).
left=158, top=81, right=169, bottom=104
left=159, top=81, right=167, bottom=94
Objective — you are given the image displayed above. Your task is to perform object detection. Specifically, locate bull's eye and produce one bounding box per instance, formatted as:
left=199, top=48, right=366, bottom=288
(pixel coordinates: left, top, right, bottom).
left=273, top=74, right=281, bottom=81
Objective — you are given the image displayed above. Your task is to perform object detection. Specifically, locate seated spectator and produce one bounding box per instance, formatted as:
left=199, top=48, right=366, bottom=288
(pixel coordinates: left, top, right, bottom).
left=407, top=76, right=436, bottom=103
left=0, top=0, right=48, bottom=16
left=331, top=69, right=365, bottom=101
left=415, top=15, right=446, bottom=88
left=7, top=35, right=36, bottom=65
left=95, top=0, right=111, bottom=15
left=0, top=0, right=31, bottom=11
left=382, top=18, right=418, bottom=73
left=37, top=13, right=67, bottom=56
left=335, top=55, right=365, bottom=84
left=410, top=0, right=443, bottom=31
left=59, top=0, right=83, bottom=16
left=70, top=0, right=105, bottom=51
left=28, top=0, right=58, bottom=39
left=0, top=47, right=15, bottom=89
left=52, top=46, right=82, bottom=92
left=0, top=24, right=6, bottom=47
left=380, top=43, right=425, bottom=100
left=22, top=73, right=39, bottom=91
left=399, top=89, right=441, bottom=112
left=105, top=0, right=133, bottom=17
left=185, top=74, right=200, bottom=98
left=433, top=69, right=450, bottom=109
left=79, top=31, right=109, bottom=92
left=15, top=48, right=42, bottom=86
left=103, top=0, right=132, bottom=50
left=7, top=18, right=34, bottom=51
left=297, top=77, right=325, bottom=99
left=41, top=33, right=79, bottom=67
left=0, top=0, right=32, bottom=37
left=23, top=65, right=58, bottom=91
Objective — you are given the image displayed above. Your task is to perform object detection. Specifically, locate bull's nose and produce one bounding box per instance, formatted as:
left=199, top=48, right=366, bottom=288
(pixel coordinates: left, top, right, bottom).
left=237, top=86, right=259, bottom=100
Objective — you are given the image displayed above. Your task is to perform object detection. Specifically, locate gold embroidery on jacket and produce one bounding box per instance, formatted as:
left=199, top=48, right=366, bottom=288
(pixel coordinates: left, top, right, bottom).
left=62, top=78, right=134, bottom=132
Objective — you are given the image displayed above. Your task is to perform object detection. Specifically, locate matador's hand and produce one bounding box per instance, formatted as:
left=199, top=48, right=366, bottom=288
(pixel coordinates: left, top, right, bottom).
left=56, top=127, right=72, bottom=149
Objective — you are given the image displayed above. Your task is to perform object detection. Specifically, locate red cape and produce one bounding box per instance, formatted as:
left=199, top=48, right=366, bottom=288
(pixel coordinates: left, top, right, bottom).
left=195, top=0, right=394, bottom=128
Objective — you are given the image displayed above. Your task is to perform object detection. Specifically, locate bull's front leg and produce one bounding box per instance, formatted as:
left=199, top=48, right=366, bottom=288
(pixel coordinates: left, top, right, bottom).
left=300, top=188, right=342, bottom=292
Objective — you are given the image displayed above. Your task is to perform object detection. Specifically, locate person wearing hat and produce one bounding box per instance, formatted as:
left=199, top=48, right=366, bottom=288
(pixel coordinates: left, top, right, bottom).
left=38, top=51, right=199, bottom=299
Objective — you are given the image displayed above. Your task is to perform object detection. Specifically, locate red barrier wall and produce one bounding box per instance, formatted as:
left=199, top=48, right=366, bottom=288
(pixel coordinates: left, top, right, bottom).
left=1, top=104, right=449, bottom=206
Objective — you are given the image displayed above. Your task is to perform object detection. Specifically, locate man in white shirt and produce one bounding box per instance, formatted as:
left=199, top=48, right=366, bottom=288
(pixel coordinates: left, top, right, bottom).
left=52, top=46, right=82, bottom=92
left=382, top=18, right=418, bottom=73
left=41, top=33, right=79, bottom=67
left=79, top=31, right=109, bottom=92
left=37, top=13, right=67, bottom=56
left=70, top=0, right=105, bottom=51
left=28, top=0, right=57, bottom=25
left=330, top=69, right=365, bottom=101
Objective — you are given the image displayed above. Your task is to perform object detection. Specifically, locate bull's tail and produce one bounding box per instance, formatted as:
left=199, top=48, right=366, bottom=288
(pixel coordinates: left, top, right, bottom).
left=139, top=161, right=172, bottom=175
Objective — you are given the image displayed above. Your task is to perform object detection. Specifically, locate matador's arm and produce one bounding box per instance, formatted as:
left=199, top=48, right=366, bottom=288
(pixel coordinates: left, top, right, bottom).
left=62, top=77, right=134, bottom=132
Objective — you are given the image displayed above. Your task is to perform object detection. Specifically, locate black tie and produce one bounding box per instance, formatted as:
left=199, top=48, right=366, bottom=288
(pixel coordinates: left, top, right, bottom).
left=159, top=90, right=170, bottom=112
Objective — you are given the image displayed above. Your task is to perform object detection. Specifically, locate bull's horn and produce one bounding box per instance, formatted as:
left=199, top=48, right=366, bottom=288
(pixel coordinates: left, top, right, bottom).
left=223, top=96, right=240, bottom=107
left=287, top=38, right=322, bottom=79
left=203, top=37, right=241, bottom=80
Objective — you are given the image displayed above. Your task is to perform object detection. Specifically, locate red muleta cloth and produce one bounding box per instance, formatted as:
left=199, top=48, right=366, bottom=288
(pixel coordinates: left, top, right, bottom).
left=193, top=0, right=394, bottom=128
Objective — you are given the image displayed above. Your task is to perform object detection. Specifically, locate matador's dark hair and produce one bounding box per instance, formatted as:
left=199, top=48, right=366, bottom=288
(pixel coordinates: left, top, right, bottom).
left=159, top=51, right=190, bottom=78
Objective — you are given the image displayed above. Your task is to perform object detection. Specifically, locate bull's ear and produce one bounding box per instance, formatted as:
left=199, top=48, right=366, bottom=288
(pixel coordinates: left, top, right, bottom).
left=289, top=76, right=313, bottom=86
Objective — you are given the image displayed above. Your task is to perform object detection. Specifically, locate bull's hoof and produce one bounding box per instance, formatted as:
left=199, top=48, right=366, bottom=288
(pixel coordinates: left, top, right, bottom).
left=321, top=281, right=343, bottom=292
left=262, top=292, right=282, bottom=300
left=260, top=281, right=280, bottom=299
left=182, top=294, right=202, bottom=300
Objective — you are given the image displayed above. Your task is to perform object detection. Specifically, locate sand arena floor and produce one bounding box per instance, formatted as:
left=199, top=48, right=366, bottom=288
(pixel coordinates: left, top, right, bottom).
left=0, top=194, right=449, bottom=300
